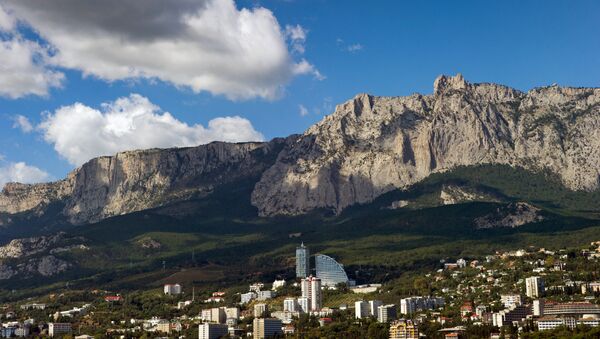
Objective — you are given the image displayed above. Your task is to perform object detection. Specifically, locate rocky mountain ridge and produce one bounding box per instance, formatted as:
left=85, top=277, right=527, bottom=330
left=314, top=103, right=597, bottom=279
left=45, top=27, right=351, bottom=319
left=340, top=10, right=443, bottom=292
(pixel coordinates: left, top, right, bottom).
left=1, top=74, right=600, bottom=224
left=251, top=74, right=600, bottom=216
left=0, top=139, right=289, bottom=225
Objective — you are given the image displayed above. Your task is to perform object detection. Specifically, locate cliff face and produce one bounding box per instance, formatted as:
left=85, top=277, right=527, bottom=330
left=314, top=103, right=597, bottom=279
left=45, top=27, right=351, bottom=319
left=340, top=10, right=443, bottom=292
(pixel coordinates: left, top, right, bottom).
left=0, top=139, right=288, bottom=224
left=2, top=75, right=600, bottom=224
left=251, top=74, right=600, bottom=216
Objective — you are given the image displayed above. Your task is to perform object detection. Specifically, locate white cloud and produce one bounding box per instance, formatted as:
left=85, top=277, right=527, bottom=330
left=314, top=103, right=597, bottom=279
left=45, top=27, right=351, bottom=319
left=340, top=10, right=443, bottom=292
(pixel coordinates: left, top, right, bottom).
left=336, top=38, right=364, bottom=53
left=0, top=162, right=50, bottom=188
left=0, top=5, right=64, bottom=99
left=12, top=114, right=34, bottom=133
left=4, top=0, right=322, bottom=100
left=285, top=24, right=307, bottom=54
left=346, top=43, right=363, bottom=53
left=299, top=104, right=309, bottom=117
left=39, top=94, right=265, bottom=166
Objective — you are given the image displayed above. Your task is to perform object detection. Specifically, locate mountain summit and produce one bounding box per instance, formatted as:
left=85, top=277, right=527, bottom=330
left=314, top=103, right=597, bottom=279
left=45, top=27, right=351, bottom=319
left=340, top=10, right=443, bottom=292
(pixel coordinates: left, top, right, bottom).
left=2, top=75, right=600, bottom=225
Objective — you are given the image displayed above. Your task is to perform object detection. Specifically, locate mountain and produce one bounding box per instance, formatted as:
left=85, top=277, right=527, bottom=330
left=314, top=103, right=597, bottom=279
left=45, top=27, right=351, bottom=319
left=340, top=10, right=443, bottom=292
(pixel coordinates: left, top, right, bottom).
left=252, top=74, right=600, bottom=216
left=0, top=139, right=289, bottom=227
left=2, top=74, right=600, bottom=228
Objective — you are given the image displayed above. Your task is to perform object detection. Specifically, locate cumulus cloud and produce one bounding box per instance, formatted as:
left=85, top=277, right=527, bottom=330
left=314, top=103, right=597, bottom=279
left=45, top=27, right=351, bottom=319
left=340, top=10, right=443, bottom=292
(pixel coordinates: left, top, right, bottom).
left=0, top=162, right=50, bottom=187
left=0, top=5, right=64, bottom=99
left=4, top=0, right=322, bottom=100
left=12, top=114, right=34, bottom=133
left=39, top=94, right=265, bottom=166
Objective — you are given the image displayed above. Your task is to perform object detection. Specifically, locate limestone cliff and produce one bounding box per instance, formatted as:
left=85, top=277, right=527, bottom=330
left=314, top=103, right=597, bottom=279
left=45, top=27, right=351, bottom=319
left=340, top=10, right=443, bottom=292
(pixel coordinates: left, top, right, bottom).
left=251, top=74, right=600, bottom=216
left=0, top=139, right=288, bottom=224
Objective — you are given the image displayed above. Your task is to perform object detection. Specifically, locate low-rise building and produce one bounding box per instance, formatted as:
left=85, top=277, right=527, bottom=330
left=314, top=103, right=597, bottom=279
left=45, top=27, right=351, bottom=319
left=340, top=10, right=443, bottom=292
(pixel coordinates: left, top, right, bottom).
left=389, top=319, right=419, bottom=339
left=49, top=323, right=72, bottom=337
left=164, top=284, right=182, bottom=295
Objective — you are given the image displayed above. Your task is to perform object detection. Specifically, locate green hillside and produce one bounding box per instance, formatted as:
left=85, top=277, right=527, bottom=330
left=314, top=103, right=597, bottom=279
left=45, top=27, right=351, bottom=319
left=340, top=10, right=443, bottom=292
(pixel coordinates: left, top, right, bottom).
left=1, top=164, right=599, bottom=300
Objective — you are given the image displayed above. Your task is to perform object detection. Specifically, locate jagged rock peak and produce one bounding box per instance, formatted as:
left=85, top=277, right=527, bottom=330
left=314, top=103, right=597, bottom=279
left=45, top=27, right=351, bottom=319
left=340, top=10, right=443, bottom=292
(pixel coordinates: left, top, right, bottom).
left=433, top=73, right=468, bottom=94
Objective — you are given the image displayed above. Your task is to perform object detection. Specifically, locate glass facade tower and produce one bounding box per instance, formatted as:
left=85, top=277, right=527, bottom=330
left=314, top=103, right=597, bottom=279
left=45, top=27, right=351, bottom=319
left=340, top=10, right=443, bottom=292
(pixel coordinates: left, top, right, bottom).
left=315, top=254, right=349, bottom=286
left=296, top=243, right=310, bottom=278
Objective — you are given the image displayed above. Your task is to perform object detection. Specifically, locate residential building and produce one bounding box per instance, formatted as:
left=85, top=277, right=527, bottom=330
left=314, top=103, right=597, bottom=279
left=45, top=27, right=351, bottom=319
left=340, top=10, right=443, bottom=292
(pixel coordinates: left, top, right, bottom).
left=284, top=298, right=298, bottom=313
left=399, top=296, right=444, bottom=315
left=500, top=294, right=522, bottom=309
left=253, top=318, right=282, bottom=339
left=298, top=297, right=310, bottom=313
left=355, top=301, right=369, bottom=319
left=257, top=290, right=275, bottom=301
left=49, top=323, right=72, bottom=337
left=164, top=283, right=182, bottom=295
left=254, top=303, right=268, bottom=318
left=315, top=254, right=350, bottom=286
left=456, top=258, right=467, bottom=268
left=20, top=303, right=46, bottom=310
left=296, top=243, right=310, bottom=278
left=272, top=279, right=286, bottom=290
left=377, top=304, right=397, bottom=323
left=198, top=323, right=228, bottom=339
left=156, top=321, right=172, bottom=333
left=389, top=319, right=419, bottom=339
left=581, top=281, right=600, bottom=294
left=525, top=276, right=544, bottom=298
left=300, top=276, right=322, bottom=311
left=536, top=316, right=577, bottom=330
left=369, top=300, right=383, bottom=316
left=240, top=292, right=256, bottom=304
left=225, top=307, right=239, bottom=320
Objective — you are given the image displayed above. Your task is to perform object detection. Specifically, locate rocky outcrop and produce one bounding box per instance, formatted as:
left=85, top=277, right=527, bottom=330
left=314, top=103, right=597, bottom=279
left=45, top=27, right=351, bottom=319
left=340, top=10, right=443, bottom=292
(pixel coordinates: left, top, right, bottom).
left=252, top=75, right=600, bottom=216
left=0, top=233, right=65, bottom=259
left=0, top=139, right=288, bottom=225
left=474, top=202, right=543, bottom=229
left=0, top=255, right=70, bottom=280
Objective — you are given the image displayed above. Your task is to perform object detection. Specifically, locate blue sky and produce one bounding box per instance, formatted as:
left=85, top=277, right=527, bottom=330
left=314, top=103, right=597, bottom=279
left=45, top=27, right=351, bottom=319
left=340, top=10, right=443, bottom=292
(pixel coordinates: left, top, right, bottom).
left=0, top=0, right=599, bottom=184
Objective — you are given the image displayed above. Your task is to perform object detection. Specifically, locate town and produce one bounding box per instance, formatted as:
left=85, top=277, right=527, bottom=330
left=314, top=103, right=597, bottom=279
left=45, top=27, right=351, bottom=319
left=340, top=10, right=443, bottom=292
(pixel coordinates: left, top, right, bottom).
left=1, top=241, right=599, bottom=338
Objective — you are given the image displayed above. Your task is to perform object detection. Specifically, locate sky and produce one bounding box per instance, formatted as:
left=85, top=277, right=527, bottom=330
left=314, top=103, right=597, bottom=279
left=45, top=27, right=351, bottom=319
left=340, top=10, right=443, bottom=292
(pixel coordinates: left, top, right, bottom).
left=0, top=0, right=598, bottom=186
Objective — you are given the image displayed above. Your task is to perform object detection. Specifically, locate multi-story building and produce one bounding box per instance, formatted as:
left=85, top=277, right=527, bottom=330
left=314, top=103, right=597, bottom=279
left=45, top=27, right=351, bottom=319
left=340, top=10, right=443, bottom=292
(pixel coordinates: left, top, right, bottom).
left=500, top=294, right=522, bottom=309
left=198, top=323, right=228, bottom=339
left=533, top=299, right=544, bottom=316
left=315, top=254, right=350, bottom=286
left=254, top=303, right=268, bottom=318
left=257, top=290, right=275, bottom=301
left=296, top=243, right=310, bottom=278
left=389, top=319, right=419, bottom=339
left=284, top=298, right=298, bottom=313
left=298, top=297, right=310, bottom=313
left=525, top=276, right=544, bottom=298
left=542, top=301, right=600, bottom=315
left=240, top=292, right=257, bottom=304
left=399, top=297, right=444, bottom=315
left=164, top=283, right=182, bottom=295
left=49, top=323, right=72, bottom=337
left=581, top=281, right=600, bottom=294
left=369, top=300, right=383, bottom=316
left=301, top=276, right=322, bottom=311
left=377, top=304, right=397, bottom=323
left=355, top=301, right=369, bottom=319
left=225, top=307, right=239, bottom=320
left=253, top=318, right=282, bottom=339
left=536, top=316, right=577, bottom=331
